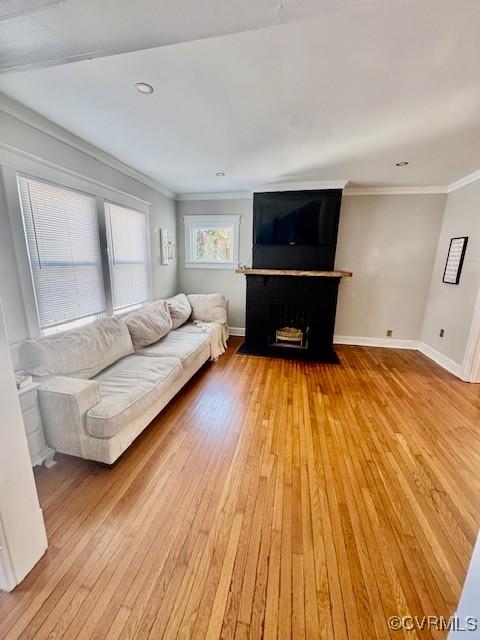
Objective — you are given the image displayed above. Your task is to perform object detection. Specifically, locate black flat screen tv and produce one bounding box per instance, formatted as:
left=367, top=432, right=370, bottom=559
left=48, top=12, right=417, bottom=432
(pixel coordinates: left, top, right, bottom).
left=252, top=189, right=342, bottom=270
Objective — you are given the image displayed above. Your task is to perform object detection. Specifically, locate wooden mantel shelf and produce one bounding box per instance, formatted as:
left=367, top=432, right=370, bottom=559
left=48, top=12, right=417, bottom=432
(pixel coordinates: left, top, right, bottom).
left=236, top=268, right=352, bottom=278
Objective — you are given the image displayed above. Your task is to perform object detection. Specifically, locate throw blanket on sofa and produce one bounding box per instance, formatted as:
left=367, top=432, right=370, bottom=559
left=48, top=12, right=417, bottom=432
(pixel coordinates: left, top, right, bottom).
left=180, top=321, right=228, bottom=360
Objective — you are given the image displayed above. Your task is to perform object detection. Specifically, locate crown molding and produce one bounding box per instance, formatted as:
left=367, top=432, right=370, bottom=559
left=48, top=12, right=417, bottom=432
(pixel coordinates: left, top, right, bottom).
left=177, top=191, right=252, bottom=201
left=0, top=94, right=176, bottom=200
left=447, top=169, right=480, bottom=193
left=343, top=186, right=447, bottom=196
left=176, top=174, right=480, bottom=202
left=255, top=180, right=348, bottom=192
left=0, top=141, right=152, bottom=207
left=2, top=89, right=479, bottom=200
left=176, top=180, right=349, bottom=201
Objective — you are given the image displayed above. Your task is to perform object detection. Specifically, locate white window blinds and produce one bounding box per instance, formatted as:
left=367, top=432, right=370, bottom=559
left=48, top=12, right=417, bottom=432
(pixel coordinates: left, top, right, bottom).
left=105, top=203, right=150, bottom=311
left=17, top=176, right=106, bottom=330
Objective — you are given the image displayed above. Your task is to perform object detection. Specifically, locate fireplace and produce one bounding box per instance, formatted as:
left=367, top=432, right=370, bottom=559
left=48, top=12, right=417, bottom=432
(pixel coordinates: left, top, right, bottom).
left=274, top=325, right=307, bottom=349
left=269, top=303, right=311, bottom=350
left=237, top=272, right=345, bottom=361
left=236, top=188, right=352, bottom=361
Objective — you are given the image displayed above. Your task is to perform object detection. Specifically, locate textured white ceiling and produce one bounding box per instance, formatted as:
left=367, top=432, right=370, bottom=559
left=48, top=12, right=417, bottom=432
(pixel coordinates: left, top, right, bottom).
left=0, top=0, right=479, bottom=194
left=0, top=0, right=372, bottom=72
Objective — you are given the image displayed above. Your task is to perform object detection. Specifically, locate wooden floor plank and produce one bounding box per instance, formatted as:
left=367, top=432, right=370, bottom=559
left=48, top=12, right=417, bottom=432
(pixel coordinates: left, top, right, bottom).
left=1, top=339, right=479, bottom=640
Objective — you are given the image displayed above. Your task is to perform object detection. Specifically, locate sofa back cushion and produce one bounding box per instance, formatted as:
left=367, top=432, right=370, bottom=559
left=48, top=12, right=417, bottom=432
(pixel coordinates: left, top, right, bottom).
left=20, top=317, right=134, bottom=378
left=166, top=293, right=192, bottom=329
left=124, top=300, right=172, bottom=349
left=187, top=293, right=228, bottom=325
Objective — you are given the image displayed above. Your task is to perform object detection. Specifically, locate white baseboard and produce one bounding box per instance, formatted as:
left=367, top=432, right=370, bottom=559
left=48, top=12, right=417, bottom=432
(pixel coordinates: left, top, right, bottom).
left=334, top=335, right=465, bottom=380
left=416, top=342, right=465, bottom=380
left=230, top=331, right=466, bottom=380
left=334, top=335, right=419, bottom=350
left=229, top=327, right=245, bottom=337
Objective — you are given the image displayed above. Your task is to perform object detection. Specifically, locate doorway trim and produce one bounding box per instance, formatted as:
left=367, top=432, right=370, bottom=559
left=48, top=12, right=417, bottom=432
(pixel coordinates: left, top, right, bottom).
left=462, top=285, right=480, bottom=382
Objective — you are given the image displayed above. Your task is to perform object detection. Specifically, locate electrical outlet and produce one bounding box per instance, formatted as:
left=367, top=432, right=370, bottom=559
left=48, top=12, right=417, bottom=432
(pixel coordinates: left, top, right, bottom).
left=386, top=329, right=393, bottom=337
left=440, top=328, right=445, bottom=338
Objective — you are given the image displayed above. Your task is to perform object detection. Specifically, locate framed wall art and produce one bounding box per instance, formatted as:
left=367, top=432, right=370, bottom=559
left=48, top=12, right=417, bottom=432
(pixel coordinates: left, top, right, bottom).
left=443, top=236, right=468, bottom=285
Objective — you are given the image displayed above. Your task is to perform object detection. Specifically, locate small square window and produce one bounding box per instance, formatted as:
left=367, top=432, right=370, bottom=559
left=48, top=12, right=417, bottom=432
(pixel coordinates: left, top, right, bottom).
left=184, top=215, right=240, bottom=269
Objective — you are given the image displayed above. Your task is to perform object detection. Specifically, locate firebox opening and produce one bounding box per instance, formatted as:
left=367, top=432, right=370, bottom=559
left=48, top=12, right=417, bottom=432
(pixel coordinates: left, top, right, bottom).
left=268, top=303, right=310, bottom=350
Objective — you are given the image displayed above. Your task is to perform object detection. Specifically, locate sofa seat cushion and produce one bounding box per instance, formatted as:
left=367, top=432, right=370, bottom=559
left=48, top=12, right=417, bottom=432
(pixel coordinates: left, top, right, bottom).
left=175, top=322, right=228, bottom=361
left=86, top=355, right=182, bottom=438
left=136, top=329, right=210, bottom=369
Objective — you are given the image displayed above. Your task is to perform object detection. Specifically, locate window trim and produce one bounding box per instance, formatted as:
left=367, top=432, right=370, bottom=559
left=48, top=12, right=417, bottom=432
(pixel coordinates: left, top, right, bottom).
left=41, top=313, right=106, bottom=336
left=183, top=214, right=240, bottom=270
left=17, top=175, right=108, bottom=332
left=4, top=165, right=152, bottom=338
left=105, top=201, right=152, bottom=312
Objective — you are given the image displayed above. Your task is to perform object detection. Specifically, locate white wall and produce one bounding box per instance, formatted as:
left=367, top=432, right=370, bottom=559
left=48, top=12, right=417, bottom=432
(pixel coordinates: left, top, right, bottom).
left=0, top=176, right=28, bottom=343
left=177, top=198, right=253, bottom=329
left=335, top=194, right=445, bottom=340
left=421, top=181, right=480, bottom=365
left=0, top=298, right=48, bottom=590
left=0, top=105, right=177, bottom=344
left=177, top=193, right=446, bottom=339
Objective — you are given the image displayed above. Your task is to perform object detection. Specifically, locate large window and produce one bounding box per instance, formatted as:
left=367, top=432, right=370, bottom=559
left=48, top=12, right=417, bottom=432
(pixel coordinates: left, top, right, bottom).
left=184, top=215, right=240, bottom=269
left=17, top=175, right=150, bottom=334
left=18, top=176, right=106, bottom=330
left=105, top=203, right=150, bottom=312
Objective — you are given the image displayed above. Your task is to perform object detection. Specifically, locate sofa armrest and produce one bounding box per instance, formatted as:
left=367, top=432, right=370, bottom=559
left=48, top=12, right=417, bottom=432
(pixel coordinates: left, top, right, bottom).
left=38, top=377, right=101, bottom=453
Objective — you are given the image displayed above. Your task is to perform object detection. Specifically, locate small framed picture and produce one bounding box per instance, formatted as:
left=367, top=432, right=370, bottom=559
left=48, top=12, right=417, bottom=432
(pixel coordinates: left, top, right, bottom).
left=160, top=228, right=169, bottom=265
left=443, top=236, right=468, bottom=285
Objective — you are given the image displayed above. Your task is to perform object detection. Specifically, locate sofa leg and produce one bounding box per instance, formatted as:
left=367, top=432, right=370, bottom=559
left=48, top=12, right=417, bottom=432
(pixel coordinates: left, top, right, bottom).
left=99, top=460, right=119, bottom=470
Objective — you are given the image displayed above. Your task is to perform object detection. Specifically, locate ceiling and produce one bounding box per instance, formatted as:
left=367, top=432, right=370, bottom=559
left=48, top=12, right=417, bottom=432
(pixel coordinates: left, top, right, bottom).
left=0, top=0, right=479, bottom=194
left=0, top=0, right=367, bottom=73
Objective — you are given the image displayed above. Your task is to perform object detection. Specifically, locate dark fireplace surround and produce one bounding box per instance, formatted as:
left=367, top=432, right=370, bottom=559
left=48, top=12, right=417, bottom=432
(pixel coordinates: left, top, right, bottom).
left=237, top=189, right=351, bottom=361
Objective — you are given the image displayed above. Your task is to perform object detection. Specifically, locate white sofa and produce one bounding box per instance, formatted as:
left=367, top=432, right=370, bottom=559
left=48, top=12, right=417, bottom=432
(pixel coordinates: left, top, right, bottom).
left=19, top=294, right=228, bottom=464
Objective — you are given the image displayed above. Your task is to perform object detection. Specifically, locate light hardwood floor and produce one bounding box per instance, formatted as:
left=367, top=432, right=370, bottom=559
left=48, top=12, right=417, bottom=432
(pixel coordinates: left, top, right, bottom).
left=1, top=338, right=479, bottom=639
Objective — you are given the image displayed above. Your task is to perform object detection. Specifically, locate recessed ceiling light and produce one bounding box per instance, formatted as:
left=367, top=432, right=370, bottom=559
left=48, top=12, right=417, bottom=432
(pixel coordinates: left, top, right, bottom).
left=216, top=171, right=226, bottom=177
left=135, top=82, right=154, bottom=94
left=396, top=161, right=409, bottom=167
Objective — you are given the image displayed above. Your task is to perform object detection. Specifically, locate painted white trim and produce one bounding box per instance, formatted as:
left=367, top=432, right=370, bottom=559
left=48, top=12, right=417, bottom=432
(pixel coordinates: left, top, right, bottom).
left=229, top=327, right=245, bottom=337
left=184, top=214, right=241, bottom=271
left=231, top=331, right=469, bottom=380
left=0, top=142, right=152, bottom=208
left=334, top=335, right=465, bottom=378
left=3, top=92, right=480, bottom=200
left=184, top=261, right=239, bottom=270
left=343, top=186, right=447, bottom=196
left=255, top=180, right=348, bottom=192
left=333, top=335, right=419, bottom=350
left=417, top=342, right=465, bottom=380
left=462, top=286, right=480, bottom=383
left=234, top=332, right=422, bottom=349
left=447, top=169, right=480, bottom=194
left=2, top=166, right=44, bottom=338
left=1, top=162, right=152, bottom=339
left=0, top=512, right=16, bottom=591
left=334, top=335, right=468, bottom=379
left=179, top=172, right=480, bottom=200
left=177, top=185, right=448, bottom=201
left=448, top=532, right=480, bottom=639
left=178, top=170, right=480, bottom=202
left=177, top=192, right=252, bottom=201
left=0, top=95, right=176, bottom=199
